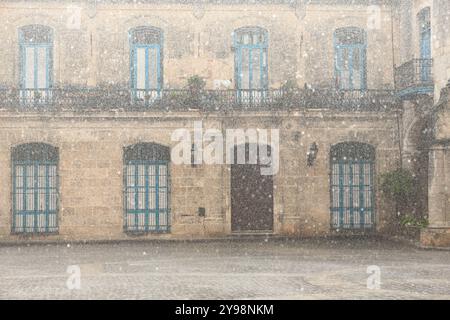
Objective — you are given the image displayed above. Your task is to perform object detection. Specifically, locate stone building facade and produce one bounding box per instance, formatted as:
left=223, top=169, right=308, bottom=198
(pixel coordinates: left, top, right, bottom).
left=394, top=0, right=450, bottom=247
left=0, top=0, right=448, bottom=246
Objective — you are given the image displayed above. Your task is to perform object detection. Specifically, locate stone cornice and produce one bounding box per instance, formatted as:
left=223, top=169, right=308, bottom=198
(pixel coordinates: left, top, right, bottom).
left=3, top=0, right=394, bottom=6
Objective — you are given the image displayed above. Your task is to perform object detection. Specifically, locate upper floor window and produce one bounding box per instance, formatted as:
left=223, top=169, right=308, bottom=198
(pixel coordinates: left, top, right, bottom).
left=233, top=27, right=268, bottom=104
left=418, top=7, right=431, bottom=60
left=130, top=26, right=163, bottom=105
left=19, top=25, right=53, bottom=105
left=417, top=7, right=432, bottom=84
left=334, top=27, right=367, bottom=90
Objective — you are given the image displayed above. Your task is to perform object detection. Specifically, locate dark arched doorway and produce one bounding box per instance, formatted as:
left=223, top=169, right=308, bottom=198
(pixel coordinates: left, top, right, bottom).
left=231, top=144, right=273, bottom=232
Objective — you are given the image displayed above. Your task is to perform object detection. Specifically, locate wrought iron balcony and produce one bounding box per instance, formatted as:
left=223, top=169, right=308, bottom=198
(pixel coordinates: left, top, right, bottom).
left=0, top=87, right=399, bottom=111
left=395, top=58, right=434, bottom=97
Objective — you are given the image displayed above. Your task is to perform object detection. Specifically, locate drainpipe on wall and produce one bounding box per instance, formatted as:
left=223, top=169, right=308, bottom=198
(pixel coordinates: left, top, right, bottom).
left=391, top=1, right=403, bottom=169
left=397, top=110, right=404, bottom=169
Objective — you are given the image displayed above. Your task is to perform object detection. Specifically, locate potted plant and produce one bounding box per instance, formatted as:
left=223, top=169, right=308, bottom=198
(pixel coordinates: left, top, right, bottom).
left=279, top=79, right=299, bottom=107
left=186, top=75, right=206, bottom=93
left=184, top=75, right=206, bottom=108
left=34, top=90, right=42, bottom=102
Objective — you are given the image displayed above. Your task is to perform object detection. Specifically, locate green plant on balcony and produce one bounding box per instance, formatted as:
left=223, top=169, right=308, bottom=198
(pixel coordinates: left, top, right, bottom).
left=184, top=75, right=206, bottom=108
left=277, top=79, right=299, bottom=107
left=33, top=90, right=42, bottom=105
left=281, top=79, right=299, bottom=92
left=186, top=75, right=206, bottom=92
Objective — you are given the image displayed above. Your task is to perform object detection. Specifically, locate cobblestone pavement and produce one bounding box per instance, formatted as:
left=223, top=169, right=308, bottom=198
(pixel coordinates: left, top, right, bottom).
left=0, top=238, right=449, bottom=300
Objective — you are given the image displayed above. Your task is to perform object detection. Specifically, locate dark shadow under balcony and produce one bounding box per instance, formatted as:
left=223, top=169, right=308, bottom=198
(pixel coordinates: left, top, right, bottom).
left=0, top=87, right=399, bottom=112
left=395, top=59, right=434, bottom=98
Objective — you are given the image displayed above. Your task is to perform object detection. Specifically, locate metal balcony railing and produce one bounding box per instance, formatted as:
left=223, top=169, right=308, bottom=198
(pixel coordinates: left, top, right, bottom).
left=395, top=58, right=434, bottom=96
left=0, top=87, right=399, bottom=111
left=19, top=88, right=54, bottom=106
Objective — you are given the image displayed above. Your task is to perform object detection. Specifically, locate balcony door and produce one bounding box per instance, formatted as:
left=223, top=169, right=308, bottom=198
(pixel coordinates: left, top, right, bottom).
left=19, top=25, right=53, bottom=105
left=234, top=27, right=268, bottom=104
left=418, top=8, right=431, bottom=82
left=334, top=27, right=367, bottom=90
left=130, top=27, right=163, bottom=105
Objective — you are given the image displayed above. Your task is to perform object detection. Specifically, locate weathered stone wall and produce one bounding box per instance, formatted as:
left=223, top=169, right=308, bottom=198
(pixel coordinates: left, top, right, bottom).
left=421, top=143, right=450, bottom=247
left=302, top=3, right=395, bottom=89
left=0, top=0, right=395, bottom=89
left=396, top=0, right=433, bottom=64
left=0, top=109, right=400, bottom=241
left=420, top=83, right=450, bottom=247
left=0, top=0, right=416, bottom=242
left=394, top=0, right=450, bottom=247
left=396, top=0, right=450, bottom=101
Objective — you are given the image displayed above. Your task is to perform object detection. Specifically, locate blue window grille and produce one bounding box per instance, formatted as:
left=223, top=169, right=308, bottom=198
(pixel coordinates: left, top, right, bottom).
left=330, top=142, right=375, bottom=230
left=124, top=143, right=170, bottom=233
left=130, top=26, right=163, bottom=106
left=19, top=25, right=53, bottom=106
left=334, top=27, right=367, bottom=90
left=233, top=26, right=269, bottom=104
left=418, top=7, right=431, bottom=82
left=12, top=143, right=59, bottom=234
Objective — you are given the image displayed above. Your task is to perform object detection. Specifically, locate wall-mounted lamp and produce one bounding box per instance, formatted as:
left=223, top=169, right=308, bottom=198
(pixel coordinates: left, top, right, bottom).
left=307, top=142, right=319, bottom=167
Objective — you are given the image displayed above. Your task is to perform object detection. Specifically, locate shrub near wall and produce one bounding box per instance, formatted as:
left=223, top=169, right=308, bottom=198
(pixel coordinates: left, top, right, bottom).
left=380, top=168, right=427, bottom=238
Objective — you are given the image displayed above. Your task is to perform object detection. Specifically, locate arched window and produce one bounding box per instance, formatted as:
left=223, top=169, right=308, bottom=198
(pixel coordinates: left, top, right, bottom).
left=334, top=27, right=367, bottom=90
left=124, top=143, right=170, bottom=233
left=233, top=27, right=268, bottom=104
left=129, top=26, right=163, bottom=106
left=418, top=7, right=431, bottom=82
left=330, top=142, right=375, bottom=230
left=12, top=143, right=59, bottom=234
left=19, top=25, right=53, bottom=105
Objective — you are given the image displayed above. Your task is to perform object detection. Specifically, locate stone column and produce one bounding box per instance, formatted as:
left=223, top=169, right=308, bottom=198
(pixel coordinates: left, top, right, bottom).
left=428, top=145, right=449, bottom=226
left=421, top=81, right=450, bottom=247
left=432, top=0, right=450, bottom=102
